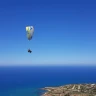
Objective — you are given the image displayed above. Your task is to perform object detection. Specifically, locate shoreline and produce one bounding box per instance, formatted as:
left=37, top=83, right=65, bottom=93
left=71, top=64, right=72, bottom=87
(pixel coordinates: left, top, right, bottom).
left=41, top=83, right=96, bottom=96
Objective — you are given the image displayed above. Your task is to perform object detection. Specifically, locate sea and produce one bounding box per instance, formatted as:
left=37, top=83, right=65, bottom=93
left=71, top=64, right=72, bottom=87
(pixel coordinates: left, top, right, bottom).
left=0, top=65, right=96, bottom=96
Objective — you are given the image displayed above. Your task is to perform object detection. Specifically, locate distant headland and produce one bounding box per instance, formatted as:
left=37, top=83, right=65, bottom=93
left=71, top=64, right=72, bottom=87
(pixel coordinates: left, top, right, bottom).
left=41, top=83, right=96, bottom=96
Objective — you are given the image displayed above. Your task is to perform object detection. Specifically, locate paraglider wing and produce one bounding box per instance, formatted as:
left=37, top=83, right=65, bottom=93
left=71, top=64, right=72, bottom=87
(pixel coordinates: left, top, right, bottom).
left=26, top=26, right=34, bottom=40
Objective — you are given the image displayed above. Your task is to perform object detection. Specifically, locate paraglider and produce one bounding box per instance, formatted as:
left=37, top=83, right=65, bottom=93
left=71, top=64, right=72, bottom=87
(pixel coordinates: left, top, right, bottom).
left=26, top=26, right=34, bottom=53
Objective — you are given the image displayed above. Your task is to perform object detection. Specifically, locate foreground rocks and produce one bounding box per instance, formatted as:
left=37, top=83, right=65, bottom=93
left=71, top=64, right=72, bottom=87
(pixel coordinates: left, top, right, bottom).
left=42, top=84, right=96, bottom=96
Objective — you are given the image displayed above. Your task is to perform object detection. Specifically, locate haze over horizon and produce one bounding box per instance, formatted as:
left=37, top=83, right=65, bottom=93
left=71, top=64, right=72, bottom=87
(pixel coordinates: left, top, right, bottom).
left=0, top=0, right=96, bottom=66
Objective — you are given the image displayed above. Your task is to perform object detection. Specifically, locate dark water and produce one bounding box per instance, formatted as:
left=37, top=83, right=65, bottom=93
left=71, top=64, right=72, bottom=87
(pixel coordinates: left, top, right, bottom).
left=0, top=66, right=96, bottom=96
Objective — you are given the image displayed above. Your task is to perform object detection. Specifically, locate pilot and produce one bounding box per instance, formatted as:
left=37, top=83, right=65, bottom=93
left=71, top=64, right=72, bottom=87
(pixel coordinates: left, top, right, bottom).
left=28, top=49, right=32, bottom=53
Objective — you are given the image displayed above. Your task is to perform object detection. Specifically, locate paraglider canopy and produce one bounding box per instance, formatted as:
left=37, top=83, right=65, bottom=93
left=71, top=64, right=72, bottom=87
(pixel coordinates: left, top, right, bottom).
left=26, top=26, right=34, bottom=40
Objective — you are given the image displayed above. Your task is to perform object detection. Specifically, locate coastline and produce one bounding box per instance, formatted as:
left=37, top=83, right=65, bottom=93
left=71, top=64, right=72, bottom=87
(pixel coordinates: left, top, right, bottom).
left=40, top=88, right=48, bottom=96
left=41, top=83, right=96, bottom=96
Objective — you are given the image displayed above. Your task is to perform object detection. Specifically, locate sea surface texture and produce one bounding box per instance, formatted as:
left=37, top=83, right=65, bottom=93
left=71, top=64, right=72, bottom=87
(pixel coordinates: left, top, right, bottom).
left=0, top=66, right=96, bottom=96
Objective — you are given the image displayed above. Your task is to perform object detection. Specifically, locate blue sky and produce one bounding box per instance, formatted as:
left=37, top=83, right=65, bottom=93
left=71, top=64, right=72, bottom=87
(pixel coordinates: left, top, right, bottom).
left=0, top=0, right=96, bottom=66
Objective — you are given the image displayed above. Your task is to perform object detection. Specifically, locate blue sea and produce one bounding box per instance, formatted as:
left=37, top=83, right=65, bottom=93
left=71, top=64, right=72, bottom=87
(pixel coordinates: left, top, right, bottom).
left=0, top=66, right=96, bottom=96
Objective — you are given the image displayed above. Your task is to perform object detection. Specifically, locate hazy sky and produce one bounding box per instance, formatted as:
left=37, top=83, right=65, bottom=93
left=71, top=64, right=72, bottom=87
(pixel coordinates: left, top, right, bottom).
left=0, top=0, right=96, bottom=66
